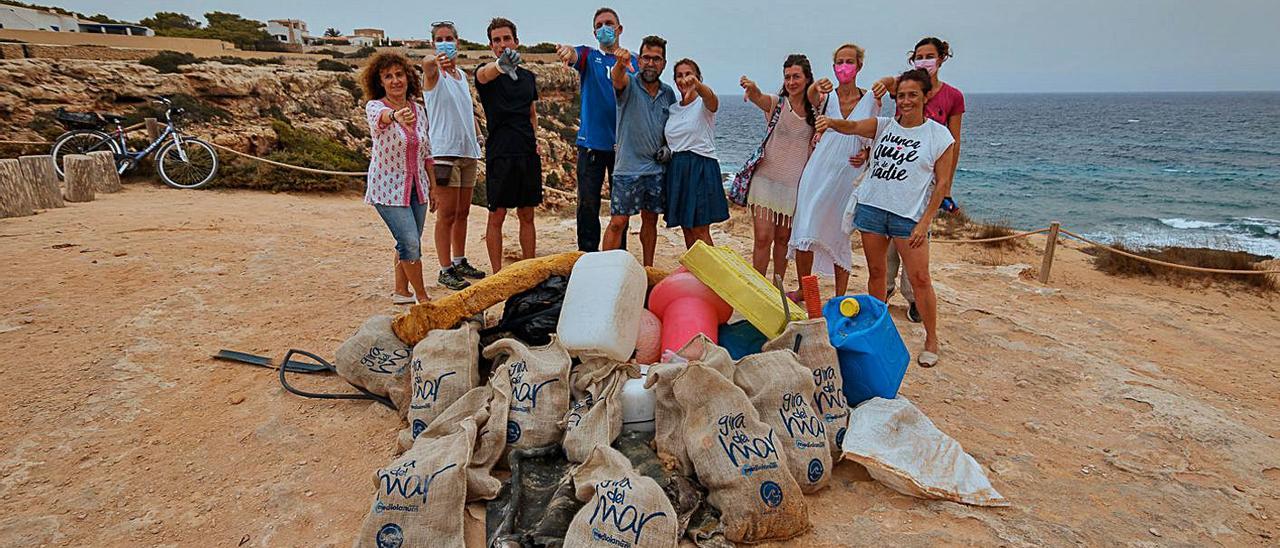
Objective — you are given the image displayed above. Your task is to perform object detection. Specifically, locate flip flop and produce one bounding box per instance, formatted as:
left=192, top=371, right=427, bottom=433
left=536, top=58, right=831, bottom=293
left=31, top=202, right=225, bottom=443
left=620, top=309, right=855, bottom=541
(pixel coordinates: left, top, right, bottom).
left=391, top=292, right=416, bottom=305
left=917, top=351, right=939, bottom=368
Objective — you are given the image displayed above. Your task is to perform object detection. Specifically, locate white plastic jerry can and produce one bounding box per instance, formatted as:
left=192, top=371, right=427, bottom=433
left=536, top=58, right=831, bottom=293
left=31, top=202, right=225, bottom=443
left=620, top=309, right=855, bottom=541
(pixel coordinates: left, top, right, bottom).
left=556, top=250, right=647, bottom=362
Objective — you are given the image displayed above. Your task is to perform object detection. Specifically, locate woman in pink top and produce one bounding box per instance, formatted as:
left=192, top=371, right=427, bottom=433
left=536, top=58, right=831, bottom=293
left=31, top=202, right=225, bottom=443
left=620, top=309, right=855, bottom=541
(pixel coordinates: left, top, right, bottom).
left=361, top=52, right=437, bottom=304
left=738, top=54, right=817, bottom=280
left=871, top=37, right=965, bottom=325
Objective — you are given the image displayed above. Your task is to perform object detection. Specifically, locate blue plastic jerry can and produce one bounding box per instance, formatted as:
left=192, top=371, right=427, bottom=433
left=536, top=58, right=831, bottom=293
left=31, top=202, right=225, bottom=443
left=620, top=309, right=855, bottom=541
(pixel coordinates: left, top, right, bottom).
left=823, top=295, right=910, bottom=406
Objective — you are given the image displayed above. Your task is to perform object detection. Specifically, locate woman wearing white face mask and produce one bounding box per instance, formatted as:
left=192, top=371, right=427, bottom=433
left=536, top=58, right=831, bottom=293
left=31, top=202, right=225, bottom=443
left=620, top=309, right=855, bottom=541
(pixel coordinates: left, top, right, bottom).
left=870, top=37, right=964, bottom=324
left=422, top=21, right=486, bottom=291
left=789, top=43, right=880, bottom=297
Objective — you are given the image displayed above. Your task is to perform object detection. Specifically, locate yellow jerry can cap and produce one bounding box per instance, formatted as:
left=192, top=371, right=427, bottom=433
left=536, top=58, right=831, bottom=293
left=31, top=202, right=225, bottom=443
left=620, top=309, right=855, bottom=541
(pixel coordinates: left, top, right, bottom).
left=839, top=298, right=860, bottom=318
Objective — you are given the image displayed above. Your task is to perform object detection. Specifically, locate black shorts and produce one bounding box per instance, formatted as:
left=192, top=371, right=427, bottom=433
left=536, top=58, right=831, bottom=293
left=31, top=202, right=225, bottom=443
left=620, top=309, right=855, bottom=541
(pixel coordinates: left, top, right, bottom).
left=485, top=155, right=543, bottom=211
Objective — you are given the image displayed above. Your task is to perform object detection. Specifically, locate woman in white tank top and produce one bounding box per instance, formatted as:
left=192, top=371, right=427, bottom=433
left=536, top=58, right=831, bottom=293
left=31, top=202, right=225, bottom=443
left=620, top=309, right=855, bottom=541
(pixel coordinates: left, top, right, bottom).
left=422, top=22, right=486, bottom=291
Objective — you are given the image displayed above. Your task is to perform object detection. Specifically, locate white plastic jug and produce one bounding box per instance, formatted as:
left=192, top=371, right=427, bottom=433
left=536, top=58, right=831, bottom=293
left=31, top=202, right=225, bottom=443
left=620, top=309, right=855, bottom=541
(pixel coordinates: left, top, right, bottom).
left=556, top=250, right=647, bottom=361
left=621, top=366, right=655, bottom=433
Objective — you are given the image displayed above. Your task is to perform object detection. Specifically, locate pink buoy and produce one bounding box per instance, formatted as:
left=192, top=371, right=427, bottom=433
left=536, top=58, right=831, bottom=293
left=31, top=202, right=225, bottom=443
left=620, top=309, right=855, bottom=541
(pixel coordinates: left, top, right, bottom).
left=635, top=309, right=662, bottom=364
left=648, top=271, right=733, bottom=354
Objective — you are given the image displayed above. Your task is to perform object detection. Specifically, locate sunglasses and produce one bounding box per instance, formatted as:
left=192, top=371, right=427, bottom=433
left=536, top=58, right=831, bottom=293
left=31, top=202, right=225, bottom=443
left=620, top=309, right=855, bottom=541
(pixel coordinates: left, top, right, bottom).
left=430, top=20, right=454, bottom=28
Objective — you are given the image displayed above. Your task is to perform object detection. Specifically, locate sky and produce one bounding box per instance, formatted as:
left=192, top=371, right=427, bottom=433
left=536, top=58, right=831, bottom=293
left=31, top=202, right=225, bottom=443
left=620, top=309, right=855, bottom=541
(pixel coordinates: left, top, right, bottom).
left=56, top=0, right=1280, bottom=94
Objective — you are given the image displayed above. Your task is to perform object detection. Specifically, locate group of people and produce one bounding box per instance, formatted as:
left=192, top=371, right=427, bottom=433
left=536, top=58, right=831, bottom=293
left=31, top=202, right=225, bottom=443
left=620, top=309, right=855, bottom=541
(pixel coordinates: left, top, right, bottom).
left=358, top=7, right=964, bottom=367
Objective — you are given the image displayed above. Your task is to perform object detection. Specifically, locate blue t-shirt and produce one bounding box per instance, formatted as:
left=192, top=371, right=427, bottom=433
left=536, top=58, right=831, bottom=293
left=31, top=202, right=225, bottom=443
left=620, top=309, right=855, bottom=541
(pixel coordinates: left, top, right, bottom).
left=572, top=45, right=638, bottom=151
left=614, top=73, right=677, bottom=177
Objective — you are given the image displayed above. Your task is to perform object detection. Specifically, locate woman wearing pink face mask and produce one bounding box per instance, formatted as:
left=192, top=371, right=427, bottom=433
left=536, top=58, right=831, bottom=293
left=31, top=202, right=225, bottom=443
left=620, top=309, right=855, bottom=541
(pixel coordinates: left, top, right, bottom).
left=871, top=37, right=964, bottom=324
left=789, top=43, right=880, bottom=297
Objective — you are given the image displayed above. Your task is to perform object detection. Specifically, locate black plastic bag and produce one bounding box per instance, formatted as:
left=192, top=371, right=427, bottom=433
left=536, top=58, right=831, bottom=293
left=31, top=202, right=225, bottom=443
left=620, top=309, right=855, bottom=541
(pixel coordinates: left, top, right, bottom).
left=481, top=275, right=568, bottom=347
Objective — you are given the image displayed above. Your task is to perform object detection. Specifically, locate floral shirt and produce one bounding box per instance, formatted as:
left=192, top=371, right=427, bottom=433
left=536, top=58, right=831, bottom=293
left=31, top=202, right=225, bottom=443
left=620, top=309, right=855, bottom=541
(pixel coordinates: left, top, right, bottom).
left=364, top=100, right=433, bottom=206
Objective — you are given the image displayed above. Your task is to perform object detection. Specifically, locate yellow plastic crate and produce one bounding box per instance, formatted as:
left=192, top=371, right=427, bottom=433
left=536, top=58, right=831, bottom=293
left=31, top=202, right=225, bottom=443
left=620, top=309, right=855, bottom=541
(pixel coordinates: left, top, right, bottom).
left=679, top=241, right=805, bottom=339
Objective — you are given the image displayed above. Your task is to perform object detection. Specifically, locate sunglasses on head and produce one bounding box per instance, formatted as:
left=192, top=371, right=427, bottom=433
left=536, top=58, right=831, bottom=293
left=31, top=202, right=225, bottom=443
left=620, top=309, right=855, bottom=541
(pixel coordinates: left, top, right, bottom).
left=430, top=20, right=454, bottom=28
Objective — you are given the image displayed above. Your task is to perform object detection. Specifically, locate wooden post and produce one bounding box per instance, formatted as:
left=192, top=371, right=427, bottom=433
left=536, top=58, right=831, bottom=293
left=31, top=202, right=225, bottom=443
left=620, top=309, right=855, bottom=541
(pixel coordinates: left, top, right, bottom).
left=145, top=117, right=161, bottom=141
left=1039, top=221, right=1061, bottom=284
left=86, top=150, right=122, bottom=193
left=63, top=154, right=97, bottom=203
left=0, top=158, right=34, bottom=218
left=19, top=155, right=63, bottom=209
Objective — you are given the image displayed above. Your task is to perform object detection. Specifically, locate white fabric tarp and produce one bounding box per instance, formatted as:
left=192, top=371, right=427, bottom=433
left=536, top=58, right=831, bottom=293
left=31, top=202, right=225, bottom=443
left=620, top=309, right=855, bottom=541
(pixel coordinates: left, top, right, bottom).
left=840, top=397, right=1009, bottom=507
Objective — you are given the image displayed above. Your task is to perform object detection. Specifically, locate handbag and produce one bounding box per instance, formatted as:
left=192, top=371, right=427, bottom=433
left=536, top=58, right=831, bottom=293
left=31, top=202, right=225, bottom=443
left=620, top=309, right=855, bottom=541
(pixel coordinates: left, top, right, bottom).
left=727, top=98, right=786, bottom=206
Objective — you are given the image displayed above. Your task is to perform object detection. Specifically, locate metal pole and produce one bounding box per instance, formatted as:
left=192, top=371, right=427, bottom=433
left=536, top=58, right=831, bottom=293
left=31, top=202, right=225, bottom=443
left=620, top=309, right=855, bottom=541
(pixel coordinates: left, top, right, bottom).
left=1039, top=221, right=1061, bottom=284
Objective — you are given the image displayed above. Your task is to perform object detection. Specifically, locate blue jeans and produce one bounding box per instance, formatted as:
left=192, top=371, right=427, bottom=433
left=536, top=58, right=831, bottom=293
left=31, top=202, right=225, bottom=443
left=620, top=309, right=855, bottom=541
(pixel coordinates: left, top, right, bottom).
left=853, top=203, right=919, bottom=239
left=374, top=193, right=427, bottom=261
left=575, top=146, right=625, bottom=251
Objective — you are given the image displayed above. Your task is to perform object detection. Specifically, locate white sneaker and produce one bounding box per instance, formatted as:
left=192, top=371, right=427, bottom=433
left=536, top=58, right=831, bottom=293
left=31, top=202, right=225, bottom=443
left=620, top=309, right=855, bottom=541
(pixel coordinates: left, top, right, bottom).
left=391, top=292, right=416, bottom=305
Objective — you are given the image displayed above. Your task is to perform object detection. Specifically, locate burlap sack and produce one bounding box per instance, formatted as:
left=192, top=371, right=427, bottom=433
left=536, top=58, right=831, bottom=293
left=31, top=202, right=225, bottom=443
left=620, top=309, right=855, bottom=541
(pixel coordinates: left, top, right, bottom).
left=733, top=350, right=832, bottom=493
left=335, top=315, right=413, bottom=402
left=763, top=319, right=849, bottom=458
left=355, top=419, right=475, bottom=548
left=564, top=445, right=679, bottom=548
left=670, top=362, right=810, bottom=544
left=644, top=336, right=736, bottom=475
left=483, top=336, right=571, bottom=452
left=562, top=358, right=640, bottom=463
left=400, top=383, right=509, bottom=502
left=394, top=323, right=481, bottom=441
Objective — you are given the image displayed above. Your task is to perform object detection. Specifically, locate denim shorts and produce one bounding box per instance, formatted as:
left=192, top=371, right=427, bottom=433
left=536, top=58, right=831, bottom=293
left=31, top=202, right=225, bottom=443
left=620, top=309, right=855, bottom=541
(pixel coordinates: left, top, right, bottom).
left=853, top=203, right=919, bottom=239
left=374, top=193, right=427, bottom=261
left=611, top=173, right=665, bottom=216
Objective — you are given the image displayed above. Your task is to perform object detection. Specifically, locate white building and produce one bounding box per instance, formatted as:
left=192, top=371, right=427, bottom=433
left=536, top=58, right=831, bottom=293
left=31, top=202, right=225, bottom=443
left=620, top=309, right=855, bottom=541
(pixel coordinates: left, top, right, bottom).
left=0, top=4, right=153, bottom=35
left=348, top=35, right=376, bottom=47
left=0, top=4, right=83, bottom=32
left=267, top=19, right=310, bottom=45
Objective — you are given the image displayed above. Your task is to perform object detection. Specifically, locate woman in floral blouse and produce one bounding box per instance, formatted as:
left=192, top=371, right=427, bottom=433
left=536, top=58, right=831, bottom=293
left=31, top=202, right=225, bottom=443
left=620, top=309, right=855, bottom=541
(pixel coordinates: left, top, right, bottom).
left=362, top=52, right=436, bottom=304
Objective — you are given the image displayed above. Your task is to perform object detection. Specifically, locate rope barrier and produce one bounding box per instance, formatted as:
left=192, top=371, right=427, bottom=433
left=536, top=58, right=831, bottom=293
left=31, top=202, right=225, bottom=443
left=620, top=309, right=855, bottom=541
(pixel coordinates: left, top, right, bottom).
left=1056, top=228, right=1280, bottom=275
left=932, top=227, right=1050, bottom=245
left=3, top=137, right=1276, bottom=275
left=204, top=141, right=367, bottom=177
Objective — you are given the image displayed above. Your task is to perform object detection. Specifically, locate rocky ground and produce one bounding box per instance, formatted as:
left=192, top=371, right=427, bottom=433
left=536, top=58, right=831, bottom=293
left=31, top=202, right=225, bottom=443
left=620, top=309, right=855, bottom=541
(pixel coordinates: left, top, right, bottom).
left=1, top=184, right=1276, bottom=546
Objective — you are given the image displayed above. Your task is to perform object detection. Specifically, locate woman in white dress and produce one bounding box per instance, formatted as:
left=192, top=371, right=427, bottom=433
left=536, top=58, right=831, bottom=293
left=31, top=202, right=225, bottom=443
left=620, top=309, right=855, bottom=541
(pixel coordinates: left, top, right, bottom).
left=789, top=43, right=879, bottom=297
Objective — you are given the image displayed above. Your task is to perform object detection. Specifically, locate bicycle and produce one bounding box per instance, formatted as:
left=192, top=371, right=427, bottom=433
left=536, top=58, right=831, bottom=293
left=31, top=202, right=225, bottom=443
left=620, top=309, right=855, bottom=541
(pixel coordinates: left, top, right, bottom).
left=50, top=96, right=219, bottom=189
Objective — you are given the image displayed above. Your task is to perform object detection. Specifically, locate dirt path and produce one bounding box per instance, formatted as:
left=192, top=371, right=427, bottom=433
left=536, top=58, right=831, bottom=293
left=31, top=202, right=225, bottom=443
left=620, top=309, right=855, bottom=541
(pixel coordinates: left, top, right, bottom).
left=1, top=184, right=1276, bottom=546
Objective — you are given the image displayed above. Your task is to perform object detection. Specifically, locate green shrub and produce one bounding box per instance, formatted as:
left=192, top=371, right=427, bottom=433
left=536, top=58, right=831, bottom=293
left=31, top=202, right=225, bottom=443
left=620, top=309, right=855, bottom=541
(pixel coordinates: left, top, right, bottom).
left=545, top=171, right=561, bottom=188
left=213, top=119, right=369, bottom=192
left=337, top=76, right=362, bottom=103
left=210, top=56, right=282, bottom=66
left=518, top=42, right=558, bottom=54
left=1088, top=243, right=1275, bottom=291
left=317, top=58, right=352, bottom=72
left=346, top=46, right=377, bottom=59
left=312, top=48, right=345, bottom=58
left=139, top=51, right=200, bottom=74
left=124, top=93, right=230, bottom=126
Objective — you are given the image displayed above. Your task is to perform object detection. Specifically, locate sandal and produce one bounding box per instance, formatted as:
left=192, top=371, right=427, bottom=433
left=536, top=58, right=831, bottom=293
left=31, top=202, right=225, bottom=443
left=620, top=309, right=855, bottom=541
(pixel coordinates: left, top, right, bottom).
left=917, top=350, right=939, bottom=368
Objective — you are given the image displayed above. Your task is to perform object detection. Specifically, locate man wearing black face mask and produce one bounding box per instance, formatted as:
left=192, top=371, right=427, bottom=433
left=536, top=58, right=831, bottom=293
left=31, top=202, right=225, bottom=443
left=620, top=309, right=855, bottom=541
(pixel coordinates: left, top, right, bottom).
left=601, top=35, right=675, bottom=267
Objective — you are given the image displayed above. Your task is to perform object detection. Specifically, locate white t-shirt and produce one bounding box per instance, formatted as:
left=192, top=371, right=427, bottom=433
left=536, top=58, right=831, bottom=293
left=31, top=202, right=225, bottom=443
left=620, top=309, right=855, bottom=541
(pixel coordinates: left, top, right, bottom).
left=663, top=95, right=716, bottom=159
left=423, top=69, right=481, bottom=160
left=855, top=117, right=954, bottom=221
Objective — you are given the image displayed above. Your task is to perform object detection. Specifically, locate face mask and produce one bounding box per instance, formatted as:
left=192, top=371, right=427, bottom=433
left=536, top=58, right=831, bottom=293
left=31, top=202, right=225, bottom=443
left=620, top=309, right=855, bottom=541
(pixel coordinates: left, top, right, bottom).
left=595, top=25, right=616, bottom=47
left=833, top=63, right=858, bottom=84
left=912, top=58, right=938, bottom=74
left=435, top=41, right=457, bottom=60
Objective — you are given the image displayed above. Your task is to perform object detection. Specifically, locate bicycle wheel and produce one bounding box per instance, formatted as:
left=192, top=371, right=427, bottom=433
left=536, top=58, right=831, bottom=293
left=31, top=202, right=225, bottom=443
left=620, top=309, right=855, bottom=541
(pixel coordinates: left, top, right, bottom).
left=51, top=130, right=118, bottom=179
left=156, top=137, right=219, bottom=189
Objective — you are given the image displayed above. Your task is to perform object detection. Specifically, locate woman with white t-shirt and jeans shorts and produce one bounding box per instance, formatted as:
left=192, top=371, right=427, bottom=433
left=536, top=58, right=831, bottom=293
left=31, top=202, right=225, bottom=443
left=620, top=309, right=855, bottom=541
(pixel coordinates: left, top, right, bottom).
left=816, top=69, right=956, bottom=367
